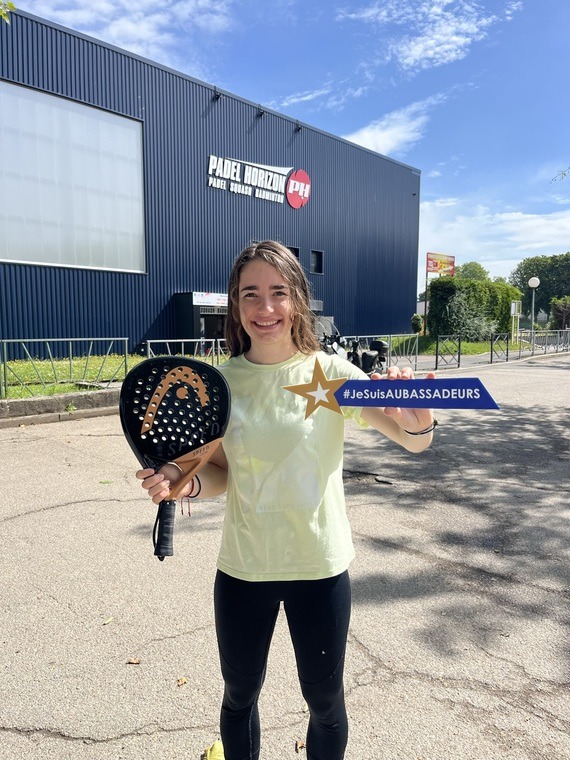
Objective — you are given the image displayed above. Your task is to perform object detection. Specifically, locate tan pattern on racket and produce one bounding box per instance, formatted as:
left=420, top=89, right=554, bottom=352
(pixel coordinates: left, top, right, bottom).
left=141, top=366, right=210, bottom=435
left=120, top=356, right=231, bottom=559
left=138, top=365, right=221, bottom=499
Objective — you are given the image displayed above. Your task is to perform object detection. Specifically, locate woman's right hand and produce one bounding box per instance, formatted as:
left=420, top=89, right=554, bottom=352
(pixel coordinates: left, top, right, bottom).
left=135, top=464, right=187, bottom=505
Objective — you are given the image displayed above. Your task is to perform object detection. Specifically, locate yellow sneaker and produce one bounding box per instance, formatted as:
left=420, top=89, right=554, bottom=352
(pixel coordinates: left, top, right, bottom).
left=202, top=739, right=225, bottom=760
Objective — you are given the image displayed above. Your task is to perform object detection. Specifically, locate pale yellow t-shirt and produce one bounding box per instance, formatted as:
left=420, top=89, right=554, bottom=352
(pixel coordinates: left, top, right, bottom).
left=217, top=351, right=368, bottom=581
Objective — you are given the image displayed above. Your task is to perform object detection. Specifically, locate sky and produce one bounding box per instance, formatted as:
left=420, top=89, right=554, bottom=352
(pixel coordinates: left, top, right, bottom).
left=17, top=0, right=570, bottom=294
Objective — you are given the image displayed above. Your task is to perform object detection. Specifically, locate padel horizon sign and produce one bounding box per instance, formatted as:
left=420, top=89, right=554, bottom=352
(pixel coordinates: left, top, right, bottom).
left=207, top=154, right=311, bottom=209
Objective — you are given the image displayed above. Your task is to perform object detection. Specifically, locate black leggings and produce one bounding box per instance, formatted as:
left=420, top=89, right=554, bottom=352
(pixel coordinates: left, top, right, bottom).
left=214, top=570, right=351, bottom=760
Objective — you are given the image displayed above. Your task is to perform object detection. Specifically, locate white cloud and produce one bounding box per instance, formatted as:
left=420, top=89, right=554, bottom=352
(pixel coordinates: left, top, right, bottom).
left=279, top=86, right=333, bottom=108
left=271, top=82, right=368, bottom=114
left=391, top=12, right=495, bottom=71
left=337, top=0, right=522, bottom=73
left=342, top=93, right=447, bottom=156
left=171, top=0, right=234, bottom=32
left=390, top=2, right=497, bottom=70
left=505, top=2, right=523, bottom=22
left=326, top=85, right=368, bottom=110
left=21, top=0, right=237, bottom=75
left=418, top=196, right=570, bottom=286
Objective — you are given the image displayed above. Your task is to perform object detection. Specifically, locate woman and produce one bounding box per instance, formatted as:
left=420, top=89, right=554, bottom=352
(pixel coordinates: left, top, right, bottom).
left=137, top=240, right=436, bottom=760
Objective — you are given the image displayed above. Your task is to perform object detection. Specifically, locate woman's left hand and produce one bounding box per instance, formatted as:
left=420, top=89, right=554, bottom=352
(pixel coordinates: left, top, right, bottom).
left=370, top=365, right=436, bottom=433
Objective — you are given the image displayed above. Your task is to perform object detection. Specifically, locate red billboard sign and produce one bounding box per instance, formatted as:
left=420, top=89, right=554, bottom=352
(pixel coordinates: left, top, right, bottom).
left=427, top=252, right=455, bottom=276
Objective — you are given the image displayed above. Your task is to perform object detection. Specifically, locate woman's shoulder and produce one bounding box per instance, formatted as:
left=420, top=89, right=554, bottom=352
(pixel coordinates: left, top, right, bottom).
left=217, top=355, right=241, bottom=372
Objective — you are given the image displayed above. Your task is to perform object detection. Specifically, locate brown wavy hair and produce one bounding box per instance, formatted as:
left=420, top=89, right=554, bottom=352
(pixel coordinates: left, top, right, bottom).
left=225, top=240, right=321, bottom=357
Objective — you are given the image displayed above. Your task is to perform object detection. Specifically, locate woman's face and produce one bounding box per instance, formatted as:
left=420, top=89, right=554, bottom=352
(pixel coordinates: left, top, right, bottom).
left=238, top=259, right=296, bottom=361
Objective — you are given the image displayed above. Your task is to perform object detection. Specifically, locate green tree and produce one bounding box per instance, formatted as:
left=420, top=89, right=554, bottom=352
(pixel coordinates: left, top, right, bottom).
left=509, top=252, right=570, bottom=316
left=1, top=1, right=16, bottom=23
left=550, top=296, right=570, bottom=329
left=454, top=261, right=490, bottom=280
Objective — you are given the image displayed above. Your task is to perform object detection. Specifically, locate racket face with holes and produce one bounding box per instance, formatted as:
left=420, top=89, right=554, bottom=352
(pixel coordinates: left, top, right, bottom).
left=120, top=357, right=230, bottom=497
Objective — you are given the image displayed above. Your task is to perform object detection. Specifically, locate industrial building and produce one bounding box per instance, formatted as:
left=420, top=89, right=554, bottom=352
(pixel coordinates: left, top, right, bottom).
left=0, top=11, right=421, bottom=350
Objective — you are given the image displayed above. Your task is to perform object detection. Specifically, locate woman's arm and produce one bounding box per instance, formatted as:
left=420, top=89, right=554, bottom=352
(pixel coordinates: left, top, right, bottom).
left=360, top=366, right=436, bottom=453
left=135, top=445, right=229, bottom=505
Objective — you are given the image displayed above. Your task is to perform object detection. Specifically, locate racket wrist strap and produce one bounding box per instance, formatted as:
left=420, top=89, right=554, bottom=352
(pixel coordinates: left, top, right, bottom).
left=187, top=474, right=202, bottom=498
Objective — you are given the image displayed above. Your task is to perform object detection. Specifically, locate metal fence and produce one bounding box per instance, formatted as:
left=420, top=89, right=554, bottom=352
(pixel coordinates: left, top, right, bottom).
left=490, top=333, right=509, bottom=363
left=516, top=329, right=570, bottom=356
left=435, top=335, right=462, bottom=370
left=0, top=338, right=129, bottom=399
left=2, top=330, right=568, bottom=399
left=144, top=338, right=229, bottom=365
left=343, top=334, right=420, bottom=371
left=343, top=330, right=570, bottom=372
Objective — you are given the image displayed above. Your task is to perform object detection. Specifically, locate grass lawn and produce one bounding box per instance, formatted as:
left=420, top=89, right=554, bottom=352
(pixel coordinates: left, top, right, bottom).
left=398, top=336, right=493, bottom=355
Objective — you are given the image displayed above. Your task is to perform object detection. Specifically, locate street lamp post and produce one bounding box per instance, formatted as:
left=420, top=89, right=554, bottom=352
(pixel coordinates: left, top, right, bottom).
left=528, top=276, right=540, bottom=354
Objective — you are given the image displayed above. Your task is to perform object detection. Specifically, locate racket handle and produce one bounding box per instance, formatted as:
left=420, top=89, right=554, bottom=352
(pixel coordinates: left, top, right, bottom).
left=154, top=499, right=176, bottom=561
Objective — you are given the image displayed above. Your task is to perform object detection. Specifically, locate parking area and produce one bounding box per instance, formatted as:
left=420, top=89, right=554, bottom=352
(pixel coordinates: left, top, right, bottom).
left=0, top=354, right=569, bottom=759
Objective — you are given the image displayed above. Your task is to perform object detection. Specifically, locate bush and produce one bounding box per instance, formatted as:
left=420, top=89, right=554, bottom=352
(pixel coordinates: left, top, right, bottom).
left=411, top=313, right=423, bottom=333
left=427, top=277, right=522, bottom=338
left=446, top=291, right=497, bottom=340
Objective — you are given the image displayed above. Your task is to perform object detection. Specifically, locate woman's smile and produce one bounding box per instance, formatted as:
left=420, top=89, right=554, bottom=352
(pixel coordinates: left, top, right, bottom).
left=239, top=260, right=296, bottom=363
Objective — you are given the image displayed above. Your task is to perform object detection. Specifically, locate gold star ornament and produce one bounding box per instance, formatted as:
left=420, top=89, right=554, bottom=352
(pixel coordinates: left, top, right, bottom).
left=284, top=358, right=347, bottom=419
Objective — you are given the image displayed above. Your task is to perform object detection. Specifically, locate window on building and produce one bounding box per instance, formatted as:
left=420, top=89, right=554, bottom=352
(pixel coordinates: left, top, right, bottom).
left=288, top=246, right=300, bottom=259
left=310, top=249, right=324, bottom=274
left=0, top=80, right=145, bottom=272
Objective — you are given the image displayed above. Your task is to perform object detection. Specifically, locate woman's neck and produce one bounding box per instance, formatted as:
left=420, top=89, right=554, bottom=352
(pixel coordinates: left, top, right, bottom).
left=244, top=342, right=298, bottom=365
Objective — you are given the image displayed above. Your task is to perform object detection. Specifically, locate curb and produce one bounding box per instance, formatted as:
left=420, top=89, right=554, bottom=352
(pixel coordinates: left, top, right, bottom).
left=0, top=388, right=121, bottom=429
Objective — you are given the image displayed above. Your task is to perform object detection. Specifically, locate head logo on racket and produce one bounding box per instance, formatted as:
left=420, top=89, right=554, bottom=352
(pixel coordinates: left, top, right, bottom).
left=120, top=357, right=231, bottom=559
left=140, top=365, right=211, bottom=438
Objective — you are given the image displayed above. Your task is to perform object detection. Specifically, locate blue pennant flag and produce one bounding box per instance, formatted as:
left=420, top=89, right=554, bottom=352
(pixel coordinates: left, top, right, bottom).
left=335, top=378, right=499, bottom=410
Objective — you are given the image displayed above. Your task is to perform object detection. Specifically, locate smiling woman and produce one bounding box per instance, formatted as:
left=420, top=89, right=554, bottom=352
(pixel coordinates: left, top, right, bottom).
left=225, top=241, right=321, bottom=362
left=136, top=239, right=436, bottom=760
left=238, top=261, right=296, bottom=362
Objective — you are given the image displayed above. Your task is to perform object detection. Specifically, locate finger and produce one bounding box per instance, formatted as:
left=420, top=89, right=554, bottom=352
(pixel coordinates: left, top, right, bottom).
left=149, top=483, right=171, bottom=503
left=370, top=372, right=383, bottom=380
left=140, top=473, right=168, bottom=493
left=149, top=484, right=170, bottom=504
left=383, top=406, right=403, bottom=421
left=400, top=368, right=414, bottom=380
left=425, top=371, right=436, bottom=379
left=136, top=468, right=155, bottom=480
left=386, top=366, right=400, bottom=380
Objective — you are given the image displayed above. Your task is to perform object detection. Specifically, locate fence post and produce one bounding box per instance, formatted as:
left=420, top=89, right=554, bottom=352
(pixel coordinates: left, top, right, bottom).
left=123, top=338, right=129, bottom=377
left=0, top=341, right=5, bottom=399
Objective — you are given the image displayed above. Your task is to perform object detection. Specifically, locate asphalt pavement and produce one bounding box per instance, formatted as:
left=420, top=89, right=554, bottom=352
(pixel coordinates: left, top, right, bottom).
left=0, top=354, right=569, bottom=760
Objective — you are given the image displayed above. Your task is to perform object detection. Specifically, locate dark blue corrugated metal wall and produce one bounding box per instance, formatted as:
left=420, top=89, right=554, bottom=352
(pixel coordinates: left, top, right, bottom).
left=0, top=11, right=421, bottom=348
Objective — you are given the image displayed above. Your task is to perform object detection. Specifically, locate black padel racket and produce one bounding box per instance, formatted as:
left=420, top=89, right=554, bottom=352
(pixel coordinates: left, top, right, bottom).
left=120, top=357, right=231, bottom=560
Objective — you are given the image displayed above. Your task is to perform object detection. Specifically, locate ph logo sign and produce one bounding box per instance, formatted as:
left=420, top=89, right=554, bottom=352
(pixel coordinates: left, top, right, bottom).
left=286, top=170, right=311, bottom=209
